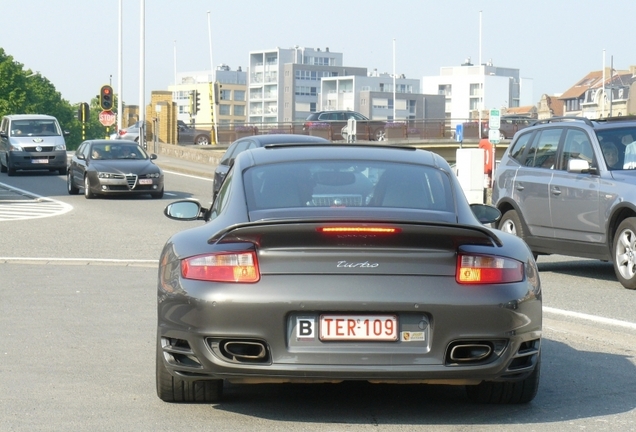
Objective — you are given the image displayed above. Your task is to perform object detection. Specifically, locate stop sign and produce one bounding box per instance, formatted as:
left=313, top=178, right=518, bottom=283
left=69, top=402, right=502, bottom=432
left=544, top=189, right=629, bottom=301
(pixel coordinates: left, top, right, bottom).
left=99, top=110, right=116, bottom=127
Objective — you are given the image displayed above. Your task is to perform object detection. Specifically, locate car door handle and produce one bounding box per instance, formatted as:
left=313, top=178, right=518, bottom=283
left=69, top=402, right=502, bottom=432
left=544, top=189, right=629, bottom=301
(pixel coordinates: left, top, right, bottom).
left=515, top=184, right=524, bottom=191
left=551, top=187, right=561, bottom=195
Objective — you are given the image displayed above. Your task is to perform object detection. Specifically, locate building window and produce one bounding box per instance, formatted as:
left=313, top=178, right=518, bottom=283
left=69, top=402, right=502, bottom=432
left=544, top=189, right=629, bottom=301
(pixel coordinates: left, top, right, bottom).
left=233, top=105, right=245, bottom=116
left=310, top=102, right=316, bottom=112
left=470, top=83, right=482, bottom=96
left=295, top=86, right=317, bottom=96
left=221, top=89, right=231, bottom=101
left=219, top=105, right=231, bottom=115
left=234, top=90, right=245, bottom=101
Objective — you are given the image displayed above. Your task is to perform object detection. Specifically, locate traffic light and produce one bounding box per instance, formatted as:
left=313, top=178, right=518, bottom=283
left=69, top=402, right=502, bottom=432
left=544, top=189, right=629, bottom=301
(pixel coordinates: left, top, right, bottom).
left=100, top=85, right=114, bottom=110
left=78, top=102, right=90, bottom=123
left=213, top=82, right=220, bottom=104
left=194, top=90, right=201, bottom=115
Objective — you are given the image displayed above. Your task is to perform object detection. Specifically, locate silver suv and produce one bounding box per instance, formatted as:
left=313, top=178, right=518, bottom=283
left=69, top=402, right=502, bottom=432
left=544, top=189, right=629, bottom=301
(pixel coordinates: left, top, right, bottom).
left=492, top=116, right=636, bottom=289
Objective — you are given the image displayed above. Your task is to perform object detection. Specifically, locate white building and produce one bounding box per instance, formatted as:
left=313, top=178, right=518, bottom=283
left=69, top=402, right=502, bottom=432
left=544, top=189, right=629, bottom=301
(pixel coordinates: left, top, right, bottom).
left=168, top=65, right=247, bottom=126
left=319, top=72, right=444, bottom=120
left=421, top=59, right=533, bottom=124
left=248, top=46, right=366, bottom=124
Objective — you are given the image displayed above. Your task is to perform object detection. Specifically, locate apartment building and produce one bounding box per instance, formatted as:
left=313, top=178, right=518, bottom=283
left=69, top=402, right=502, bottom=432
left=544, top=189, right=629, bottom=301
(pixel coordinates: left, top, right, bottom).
left=168, top=65, right=247, bottom=126
left=248, top=46, right=366, bottom=124
left=319, top=71, right=444, bottom=120
left=421, top=59, right=533, bottom=123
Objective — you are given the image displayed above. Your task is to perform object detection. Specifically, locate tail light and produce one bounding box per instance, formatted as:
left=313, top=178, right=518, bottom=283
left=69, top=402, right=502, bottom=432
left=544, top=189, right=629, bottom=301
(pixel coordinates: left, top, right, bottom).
left=456, top=254, right=523, bottom=284
left=118, top=129, right=127, bottom=136
left=181, top=251, right=260, bottom=283
left=317, top=226, right=401, bottom=235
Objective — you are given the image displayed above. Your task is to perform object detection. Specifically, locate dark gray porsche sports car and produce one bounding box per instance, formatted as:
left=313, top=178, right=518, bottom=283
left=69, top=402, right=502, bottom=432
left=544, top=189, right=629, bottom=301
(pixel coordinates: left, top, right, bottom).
left=157, top=144, right=542, bottom=404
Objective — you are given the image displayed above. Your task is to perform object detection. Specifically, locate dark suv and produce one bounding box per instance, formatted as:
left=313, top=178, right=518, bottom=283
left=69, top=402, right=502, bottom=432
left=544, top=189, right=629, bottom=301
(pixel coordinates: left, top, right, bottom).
left=303, top=110, right=386, bottom=141
left=492, top=116, right=636, bottom=289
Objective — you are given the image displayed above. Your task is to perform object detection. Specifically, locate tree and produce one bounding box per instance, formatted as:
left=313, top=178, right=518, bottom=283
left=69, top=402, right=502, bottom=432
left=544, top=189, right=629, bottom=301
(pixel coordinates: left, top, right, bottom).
left=0, top=47, right=99, bottom=149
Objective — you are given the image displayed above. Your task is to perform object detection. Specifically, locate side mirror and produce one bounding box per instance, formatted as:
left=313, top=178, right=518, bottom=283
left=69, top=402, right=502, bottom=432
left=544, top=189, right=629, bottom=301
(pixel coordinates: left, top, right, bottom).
left=567, top=158, right=591, bottom=173
left=76, top=154, right=86, bottom=161
left=150, top=154, right=157, bottom=160
left=164, top=200, right=208, bottom=221
left=63, top=130, right=70, bottom=137
left=0, top=131, right=7, bottom=138
left=470, top=203, right=501, bottom=225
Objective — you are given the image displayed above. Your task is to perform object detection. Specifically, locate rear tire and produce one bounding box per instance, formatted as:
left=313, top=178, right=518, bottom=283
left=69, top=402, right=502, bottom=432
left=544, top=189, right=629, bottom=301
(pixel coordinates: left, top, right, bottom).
left=195, top=134, right=210, bottom=145
left=498, top=209, right=537, bottom=260
left=612, top=217, right=636, bottom=289
left=156, top=341, right=223, bottom=403
left=466, top=354, right=541, bottom=404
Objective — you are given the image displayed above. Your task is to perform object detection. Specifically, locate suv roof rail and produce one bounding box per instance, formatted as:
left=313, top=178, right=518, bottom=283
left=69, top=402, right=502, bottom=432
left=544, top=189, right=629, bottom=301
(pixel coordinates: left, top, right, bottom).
left=531, top=116, right=594, bottom=127
left=592, top=115, right=636, bottom=124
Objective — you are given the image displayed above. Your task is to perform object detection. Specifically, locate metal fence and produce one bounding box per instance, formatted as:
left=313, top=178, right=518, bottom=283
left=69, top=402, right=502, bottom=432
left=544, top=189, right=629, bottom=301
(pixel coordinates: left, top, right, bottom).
left=185, top=119, right=467, bottom=145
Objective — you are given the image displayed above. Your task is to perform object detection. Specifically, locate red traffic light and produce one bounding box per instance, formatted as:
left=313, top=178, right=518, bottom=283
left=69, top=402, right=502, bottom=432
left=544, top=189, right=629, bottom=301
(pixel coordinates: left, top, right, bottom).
left=100, top=85, right=114, bottom=110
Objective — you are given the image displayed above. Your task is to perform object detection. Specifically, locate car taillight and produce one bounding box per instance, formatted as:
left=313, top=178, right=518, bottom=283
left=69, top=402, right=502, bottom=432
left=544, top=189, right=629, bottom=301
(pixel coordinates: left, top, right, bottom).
left=181, top=252, right=260, bottom=283
left=317, top=226, right=401, bottom=235
left=118, top=129, right=127, bottom=136
left=456, top=254, right=523, bottom=284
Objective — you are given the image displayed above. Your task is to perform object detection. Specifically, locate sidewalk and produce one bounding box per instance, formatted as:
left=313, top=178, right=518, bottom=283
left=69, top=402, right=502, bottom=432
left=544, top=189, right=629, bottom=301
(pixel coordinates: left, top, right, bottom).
left=153, top=152, right=216, bottom=179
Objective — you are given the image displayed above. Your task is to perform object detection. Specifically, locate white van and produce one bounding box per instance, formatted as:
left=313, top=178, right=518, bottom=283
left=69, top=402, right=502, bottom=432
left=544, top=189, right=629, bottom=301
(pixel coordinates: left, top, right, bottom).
left=0, top=114, right=69, bottom=176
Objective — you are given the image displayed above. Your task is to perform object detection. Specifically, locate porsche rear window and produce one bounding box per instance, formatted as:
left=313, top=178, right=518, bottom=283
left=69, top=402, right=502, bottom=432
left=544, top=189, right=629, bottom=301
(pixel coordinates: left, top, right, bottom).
left=243, top=161, right=454, bottom=212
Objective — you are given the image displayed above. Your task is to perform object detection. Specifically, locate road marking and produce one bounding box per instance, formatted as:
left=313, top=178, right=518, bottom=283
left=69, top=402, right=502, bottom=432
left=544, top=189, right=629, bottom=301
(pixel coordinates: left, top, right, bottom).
left=0, top=257, right=158, bottom=267
left=0, top=182, right=73, bottom=221
left=163, top=170, right=213, bottom=182
left=544, top=306, right=636, bottom=331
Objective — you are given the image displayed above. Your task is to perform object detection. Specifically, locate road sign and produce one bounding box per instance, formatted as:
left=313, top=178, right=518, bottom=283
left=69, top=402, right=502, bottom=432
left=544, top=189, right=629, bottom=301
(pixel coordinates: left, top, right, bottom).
left=488, top=128, right=501, bottom=144
left=99, top=110, right=116, bottom=127
left=489, top=109, right=501, bottom=130
left=455, top=124, right=463, bottom=143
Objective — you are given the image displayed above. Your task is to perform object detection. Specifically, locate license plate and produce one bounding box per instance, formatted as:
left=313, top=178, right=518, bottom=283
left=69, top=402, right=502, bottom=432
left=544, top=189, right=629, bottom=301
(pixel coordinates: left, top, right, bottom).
left=320, top=314, right=398, bottom=341
left=139, top=179, right=152, bottom=185
left=32, top=159, right=48, bottom=164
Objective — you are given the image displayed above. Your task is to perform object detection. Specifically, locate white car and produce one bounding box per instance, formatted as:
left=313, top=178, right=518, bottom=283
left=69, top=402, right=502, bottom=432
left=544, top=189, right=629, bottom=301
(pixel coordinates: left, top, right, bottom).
left=110, top=121, right=142, bottom=142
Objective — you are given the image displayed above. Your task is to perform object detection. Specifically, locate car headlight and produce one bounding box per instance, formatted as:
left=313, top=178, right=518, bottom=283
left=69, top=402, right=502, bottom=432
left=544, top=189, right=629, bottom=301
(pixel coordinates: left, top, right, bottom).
left=98, top=172, right=117, bottom=179
left=146, top=172, right=161, bottom=178
left=10, top=144, right=23, bottom=151
left=55, top=144, right=66, bottom=151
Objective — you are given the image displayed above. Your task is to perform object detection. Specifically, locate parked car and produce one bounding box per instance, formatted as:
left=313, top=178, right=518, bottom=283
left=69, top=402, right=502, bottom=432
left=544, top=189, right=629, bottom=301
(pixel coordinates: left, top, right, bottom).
left=492, top=115, right=636, bottom=289
left=67, top=139, right=164, bottom=199
left=303, top=110, right=386, bottom=141
left=0, top=114, right=69, bottom=176
left=212, top=133, right=330, bottom=199
left=111, top=120, right=143, bottom=142
left=177, top=120, right=212, bottom=145
left=157, top=143, right=542, bottom=404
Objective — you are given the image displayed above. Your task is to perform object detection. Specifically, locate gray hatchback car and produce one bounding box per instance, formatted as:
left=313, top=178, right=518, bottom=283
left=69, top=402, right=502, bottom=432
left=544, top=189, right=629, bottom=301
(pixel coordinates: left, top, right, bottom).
left=492, top=116, right=636, bottom=289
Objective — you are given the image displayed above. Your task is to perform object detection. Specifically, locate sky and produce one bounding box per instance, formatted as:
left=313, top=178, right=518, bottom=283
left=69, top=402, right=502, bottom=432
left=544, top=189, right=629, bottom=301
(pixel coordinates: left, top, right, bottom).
left=2, top=0, right=635, bottom=108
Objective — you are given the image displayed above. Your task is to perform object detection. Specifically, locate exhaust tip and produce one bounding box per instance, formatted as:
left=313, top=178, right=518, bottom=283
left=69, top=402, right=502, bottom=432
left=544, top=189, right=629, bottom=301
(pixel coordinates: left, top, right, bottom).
left=449, top=343, right=492, bottom=363
left=221, top=340, right=268, bottom=362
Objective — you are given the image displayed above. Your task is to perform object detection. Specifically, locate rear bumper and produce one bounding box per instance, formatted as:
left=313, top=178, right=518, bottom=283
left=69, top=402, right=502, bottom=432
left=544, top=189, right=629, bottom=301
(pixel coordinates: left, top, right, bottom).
left=157, top=274, right=542, bottom=384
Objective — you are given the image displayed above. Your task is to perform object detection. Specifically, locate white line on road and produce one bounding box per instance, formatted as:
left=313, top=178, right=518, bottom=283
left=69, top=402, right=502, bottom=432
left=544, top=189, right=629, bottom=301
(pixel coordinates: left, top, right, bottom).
left=544, top=306, right=636, bottom=331
left=0, top=257, right=158, bottom=265
left=163, top=170, right=213, bottom=182
left=0, top=182, right=73, bottom=221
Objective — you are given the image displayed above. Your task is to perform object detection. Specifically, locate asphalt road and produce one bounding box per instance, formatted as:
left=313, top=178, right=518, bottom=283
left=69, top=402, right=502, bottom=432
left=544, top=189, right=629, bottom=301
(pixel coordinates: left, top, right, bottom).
left=0, top=167, right=635, bottom=431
